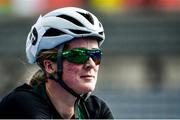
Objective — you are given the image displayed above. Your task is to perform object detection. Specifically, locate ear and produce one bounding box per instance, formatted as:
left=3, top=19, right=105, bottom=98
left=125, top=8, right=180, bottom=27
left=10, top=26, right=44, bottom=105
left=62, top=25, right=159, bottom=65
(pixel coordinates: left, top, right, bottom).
left=43, top=60, right=57, bottom=74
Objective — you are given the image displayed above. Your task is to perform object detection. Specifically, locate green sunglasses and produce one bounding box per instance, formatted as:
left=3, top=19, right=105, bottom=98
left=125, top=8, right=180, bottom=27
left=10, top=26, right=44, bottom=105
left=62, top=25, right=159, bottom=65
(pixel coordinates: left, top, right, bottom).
left=48, top=48, right=102, bottom=65
left=62, top=48, right=102, bottom=65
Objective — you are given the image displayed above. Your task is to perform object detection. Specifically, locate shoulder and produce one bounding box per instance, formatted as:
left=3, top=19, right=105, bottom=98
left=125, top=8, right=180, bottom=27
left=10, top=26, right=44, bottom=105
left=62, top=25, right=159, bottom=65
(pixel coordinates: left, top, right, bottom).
left=85, top=95, right=114, bottom=119
left=0, top=84, right=42, bottom=105
left=0, top=84, right=50, bottom=118
left=0, top=84, right=34, bottom=105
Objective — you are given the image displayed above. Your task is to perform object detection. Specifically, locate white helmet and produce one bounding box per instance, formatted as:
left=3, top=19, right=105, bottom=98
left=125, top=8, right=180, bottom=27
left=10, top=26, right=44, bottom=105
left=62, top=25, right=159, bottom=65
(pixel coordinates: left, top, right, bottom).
left=26, top=7, right=105, bottom=64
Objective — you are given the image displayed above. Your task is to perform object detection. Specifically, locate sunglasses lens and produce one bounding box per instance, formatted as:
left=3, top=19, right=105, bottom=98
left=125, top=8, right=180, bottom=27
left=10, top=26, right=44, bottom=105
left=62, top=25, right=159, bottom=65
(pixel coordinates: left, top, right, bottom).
left=62, top=48, right=88, bottom=64
left=62, top=48, right=102, bottom=65
left=88, top=50, right=102, bottom=65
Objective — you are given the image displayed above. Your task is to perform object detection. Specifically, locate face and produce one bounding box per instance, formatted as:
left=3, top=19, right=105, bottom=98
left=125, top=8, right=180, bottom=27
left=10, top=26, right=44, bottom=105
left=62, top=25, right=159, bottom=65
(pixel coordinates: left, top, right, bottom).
left=62, top=38, right=100, bottom=94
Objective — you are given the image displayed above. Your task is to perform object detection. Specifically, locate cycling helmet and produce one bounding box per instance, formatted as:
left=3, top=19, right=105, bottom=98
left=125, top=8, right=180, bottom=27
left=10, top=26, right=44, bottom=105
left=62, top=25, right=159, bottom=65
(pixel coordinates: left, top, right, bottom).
left=26, top=7, right=105, bottom=64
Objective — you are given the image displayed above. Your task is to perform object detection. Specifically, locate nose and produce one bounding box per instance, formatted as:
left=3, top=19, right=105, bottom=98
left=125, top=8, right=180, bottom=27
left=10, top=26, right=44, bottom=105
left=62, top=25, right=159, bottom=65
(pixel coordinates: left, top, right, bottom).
left=84, top=57, right=96, bottom=70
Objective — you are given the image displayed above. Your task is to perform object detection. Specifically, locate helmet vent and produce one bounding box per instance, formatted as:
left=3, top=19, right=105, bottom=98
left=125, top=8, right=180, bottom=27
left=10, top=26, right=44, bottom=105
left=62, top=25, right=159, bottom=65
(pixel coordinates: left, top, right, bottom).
left=43, top=28, right=66, bottom=36
left=69, top=29, right=90, bottom=34
left=77, top=12, right=94, bottom=25
left=99, top=23, right=102, bottom=28
left=57, top=15, right=84, bottom=27
left=99, top=32, right=103, bottom=35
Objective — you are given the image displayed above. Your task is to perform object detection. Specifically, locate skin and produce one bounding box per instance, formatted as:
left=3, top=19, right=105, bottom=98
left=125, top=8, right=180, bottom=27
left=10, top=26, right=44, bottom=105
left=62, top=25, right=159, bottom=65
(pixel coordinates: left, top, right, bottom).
left=62, top=38, right=99, bottom=94
left=43, top=38, right=100, bottom=118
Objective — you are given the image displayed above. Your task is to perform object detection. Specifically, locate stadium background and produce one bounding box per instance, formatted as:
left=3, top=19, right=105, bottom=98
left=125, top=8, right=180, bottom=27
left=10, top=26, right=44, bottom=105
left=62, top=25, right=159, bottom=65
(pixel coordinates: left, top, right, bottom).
left=0, top=0, right=180, bottom=118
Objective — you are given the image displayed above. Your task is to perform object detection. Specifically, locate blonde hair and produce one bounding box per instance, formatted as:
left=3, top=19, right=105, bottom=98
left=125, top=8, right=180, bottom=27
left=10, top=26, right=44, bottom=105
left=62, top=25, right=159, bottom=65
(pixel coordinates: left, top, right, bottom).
left=29, top=69, right=46, bottom=86
left=29, top=43, right=70, bottom=86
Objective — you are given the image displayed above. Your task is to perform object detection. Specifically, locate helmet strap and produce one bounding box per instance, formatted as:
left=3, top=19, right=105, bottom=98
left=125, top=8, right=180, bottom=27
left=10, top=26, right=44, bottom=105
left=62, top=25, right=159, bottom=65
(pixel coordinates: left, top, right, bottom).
left=48, top=44, right=87, bottom=101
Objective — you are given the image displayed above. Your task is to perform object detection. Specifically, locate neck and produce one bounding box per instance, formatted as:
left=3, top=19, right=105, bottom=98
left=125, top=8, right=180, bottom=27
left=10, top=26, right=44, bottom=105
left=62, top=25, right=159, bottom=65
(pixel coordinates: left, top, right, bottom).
left=46, top=79, right=77, bottom=119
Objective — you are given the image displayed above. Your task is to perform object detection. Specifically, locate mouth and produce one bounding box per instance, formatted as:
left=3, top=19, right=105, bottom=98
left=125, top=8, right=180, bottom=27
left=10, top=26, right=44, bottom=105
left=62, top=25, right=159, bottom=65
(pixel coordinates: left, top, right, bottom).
left=80, top=75, right=95, bottom=80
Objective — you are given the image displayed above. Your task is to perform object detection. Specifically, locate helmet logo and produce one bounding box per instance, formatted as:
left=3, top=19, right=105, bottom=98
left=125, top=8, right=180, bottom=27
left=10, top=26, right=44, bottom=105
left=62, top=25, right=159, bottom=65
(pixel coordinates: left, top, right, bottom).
left=29, top=27, right=38, bottom=45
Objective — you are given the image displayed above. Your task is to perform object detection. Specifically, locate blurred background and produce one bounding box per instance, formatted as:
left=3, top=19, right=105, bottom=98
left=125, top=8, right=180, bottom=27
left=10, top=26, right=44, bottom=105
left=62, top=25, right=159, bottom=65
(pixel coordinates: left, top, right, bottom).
left=0, top=0, right=180, bottom=118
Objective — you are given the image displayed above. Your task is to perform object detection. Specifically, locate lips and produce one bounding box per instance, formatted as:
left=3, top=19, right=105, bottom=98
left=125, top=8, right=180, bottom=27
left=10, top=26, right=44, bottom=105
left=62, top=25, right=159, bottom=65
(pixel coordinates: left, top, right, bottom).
left=80, top=75, right=95, bottom=79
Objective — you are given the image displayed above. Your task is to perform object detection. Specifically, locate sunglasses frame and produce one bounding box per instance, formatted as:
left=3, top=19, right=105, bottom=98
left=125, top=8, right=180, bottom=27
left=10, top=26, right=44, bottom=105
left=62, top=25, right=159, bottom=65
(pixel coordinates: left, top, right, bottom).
left=61, top=48, right=102, bottom=65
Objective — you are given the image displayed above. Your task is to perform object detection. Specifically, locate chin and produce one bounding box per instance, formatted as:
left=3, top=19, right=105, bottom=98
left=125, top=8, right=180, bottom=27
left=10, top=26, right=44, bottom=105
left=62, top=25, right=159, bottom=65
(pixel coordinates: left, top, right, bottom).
left=81, top=84, right=96, bottom=93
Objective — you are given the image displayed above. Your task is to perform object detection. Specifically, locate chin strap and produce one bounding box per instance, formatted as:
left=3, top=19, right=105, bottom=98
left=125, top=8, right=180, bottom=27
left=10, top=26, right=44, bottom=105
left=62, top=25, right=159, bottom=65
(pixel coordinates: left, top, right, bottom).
left=47, top=45, right=91, bottom=118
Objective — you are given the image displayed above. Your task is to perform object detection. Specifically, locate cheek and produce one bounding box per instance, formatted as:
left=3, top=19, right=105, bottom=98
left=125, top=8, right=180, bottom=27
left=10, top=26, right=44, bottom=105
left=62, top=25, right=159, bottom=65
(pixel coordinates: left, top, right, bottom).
left=62, top=61, right=81, bottom=81
left=95, top=66, right=99, bottom=79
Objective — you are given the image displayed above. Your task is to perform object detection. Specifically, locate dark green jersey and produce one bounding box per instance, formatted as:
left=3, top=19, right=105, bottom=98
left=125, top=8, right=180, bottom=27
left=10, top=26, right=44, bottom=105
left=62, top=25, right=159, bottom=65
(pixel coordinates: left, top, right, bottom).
left=0, top=83, right=113, bottom=119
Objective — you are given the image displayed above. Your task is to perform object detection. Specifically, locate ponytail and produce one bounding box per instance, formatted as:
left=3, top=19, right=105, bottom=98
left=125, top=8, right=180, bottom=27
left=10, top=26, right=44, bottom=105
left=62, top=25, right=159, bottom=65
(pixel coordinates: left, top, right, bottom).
left=29, top=69, right=46, bottom=86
